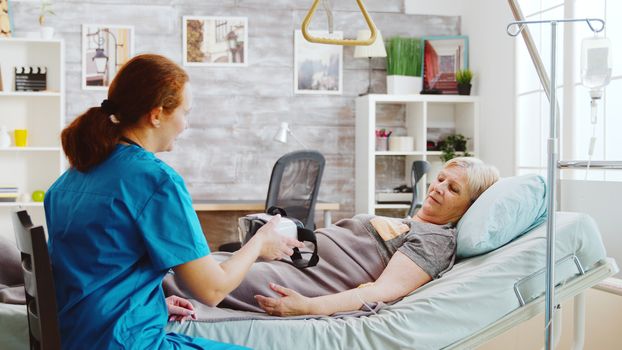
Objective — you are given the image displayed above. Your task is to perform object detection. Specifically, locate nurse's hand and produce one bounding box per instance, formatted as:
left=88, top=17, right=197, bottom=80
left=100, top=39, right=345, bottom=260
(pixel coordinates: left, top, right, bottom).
left=254, top=215, right=305, bottom=260
left=166, top=295, right=197, bottom=323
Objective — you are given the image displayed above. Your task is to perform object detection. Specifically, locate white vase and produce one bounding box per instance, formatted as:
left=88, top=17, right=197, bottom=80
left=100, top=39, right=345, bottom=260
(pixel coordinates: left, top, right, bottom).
left=386, top=75, right=422, bottom=95
left=0, top=126, right=11, bottom=148
left=40, top=27, right=54, bottom=39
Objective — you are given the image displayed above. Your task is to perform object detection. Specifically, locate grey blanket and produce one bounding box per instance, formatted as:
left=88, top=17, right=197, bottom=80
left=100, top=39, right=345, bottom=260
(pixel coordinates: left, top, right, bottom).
left=163, top=218, right=389, bottom=321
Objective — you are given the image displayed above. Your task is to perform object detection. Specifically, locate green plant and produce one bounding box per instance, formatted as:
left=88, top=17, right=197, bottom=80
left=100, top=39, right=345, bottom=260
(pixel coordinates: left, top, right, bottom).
left=439, top=134, right=472, bottom=162
left=455, top=69, right=473, bottom=85
left=38, top=0, right=55, bottom=26
left=386, top=37, right=423, bottom=77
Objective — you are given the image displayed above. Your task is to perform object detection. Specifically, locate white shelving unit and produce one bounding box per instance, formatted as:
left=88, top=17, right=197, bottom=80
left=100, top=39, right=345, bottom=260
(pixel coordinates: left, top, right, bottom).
left=0, top=38, right=65, bottom=240
left=355, top=94, right=479, bottom=215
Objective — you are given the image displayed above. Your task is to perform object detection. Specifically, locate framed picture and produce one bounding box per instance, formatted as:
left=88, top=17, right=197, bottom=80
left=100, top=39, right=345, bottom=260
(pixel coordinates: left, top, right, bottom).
left=294, top=30, right=343, bottom=95
left=421, top=35, right=468, bottom=94
left=82, top=25, right=134, bottom=90
left=183, top=16, right=248, bottom=67
left=0, top=0, right=13, bottom=38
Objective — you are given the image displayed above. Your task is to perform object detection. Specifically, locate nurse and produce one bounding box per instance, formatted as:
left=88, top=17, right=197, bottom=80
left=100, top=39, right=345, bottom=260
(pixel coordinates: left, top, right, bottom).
left=44, top=54, right=303, bottom=349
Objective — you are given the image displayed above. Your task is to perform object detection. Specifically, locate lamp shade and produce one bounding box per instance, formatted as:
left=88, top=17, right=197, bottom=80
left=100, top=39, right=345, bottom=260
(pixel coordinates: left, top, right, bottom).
left=273, top=122, right=289, bottom=143
left=353, top=30, right=386, bottom=58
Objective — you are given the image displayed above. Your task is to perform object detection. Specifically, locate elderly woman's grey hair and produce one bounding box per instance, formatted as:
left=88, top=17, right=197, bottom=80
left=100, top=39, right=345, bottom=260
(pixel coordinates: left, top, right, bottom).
left=445, top=157, right=500, bottom=201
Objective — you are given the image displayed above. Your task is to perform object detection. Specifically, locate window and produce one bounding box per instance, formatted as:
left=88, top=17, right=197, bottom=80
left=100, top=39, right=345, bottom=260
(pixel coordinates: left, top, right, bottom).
left=515, top=0, right=621, bottom=180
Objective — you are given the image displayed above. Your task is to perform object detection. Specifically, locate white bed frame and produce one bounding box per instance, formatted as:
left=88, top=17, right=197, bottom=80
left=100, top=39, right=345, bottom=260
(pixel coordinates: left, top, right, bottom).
left=444, top=258, right=619, bottom=349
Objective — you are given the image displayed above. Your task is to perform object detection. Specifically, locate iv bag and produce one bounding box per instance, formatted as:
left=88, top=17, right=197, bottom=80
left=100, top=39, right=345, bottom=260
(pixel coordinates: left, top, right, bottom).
left=581, top=37, right=612, bottom=90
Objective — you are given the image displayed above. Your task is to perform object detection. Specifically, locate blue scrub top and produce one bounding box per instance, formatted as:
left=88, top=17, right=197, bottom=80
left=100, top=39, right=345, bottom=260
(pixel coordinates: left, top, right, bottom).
left=44, top=144, right=245, bottom=350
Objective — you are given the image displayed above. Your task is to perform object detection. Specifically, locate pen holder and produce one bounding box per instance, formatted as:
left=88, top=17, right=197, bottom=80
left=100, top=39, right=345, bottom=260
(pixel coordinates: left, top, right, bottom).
left=14, top=129, right=28, bottom=147
left=375, top=136, right=388, bottom=151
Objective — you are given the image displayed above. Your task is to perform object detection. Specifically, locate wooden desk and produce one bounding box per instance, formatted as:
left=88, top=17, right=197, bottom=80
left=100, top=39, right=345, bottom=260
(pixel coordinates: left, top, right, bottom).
left=192, top=200, right=340, bottom=227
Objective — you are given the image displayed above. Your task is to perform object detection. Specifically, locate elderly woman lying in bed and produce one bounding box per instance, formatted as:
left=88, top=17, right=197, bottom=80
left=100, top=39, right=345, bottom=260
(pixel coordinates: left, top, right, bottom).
left=175, top=157, right=499, bottom=317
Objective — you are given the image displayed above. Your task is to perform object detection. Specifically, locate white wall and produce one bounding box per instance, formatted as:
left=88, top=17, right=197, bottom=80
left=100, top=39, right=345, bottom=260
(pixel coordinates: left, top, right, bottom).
left=405, top=0, right=463, bottom=16
left=405, top=0, right=516, bottom=176
left=561, top=180, right=622, bottom=278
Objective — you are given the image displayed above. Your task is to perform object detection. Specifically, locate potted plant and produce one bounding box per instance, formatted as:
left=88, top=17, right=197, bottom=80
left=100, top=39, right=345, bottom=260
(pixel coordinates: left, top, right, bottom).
left=440, top=134, right=471, bottom=162
left=386, top=37, right=423, bottom=94
left=455, top=69, right=473, bottom=95
left=38, top=0, right=55, bottom=39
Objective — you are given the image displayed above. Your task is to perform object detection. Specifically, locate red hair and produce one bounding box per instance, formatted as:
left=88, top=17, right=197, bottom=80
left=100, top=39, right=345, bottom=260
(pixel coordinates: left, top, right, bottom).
left=61, top=54, right=189, bottom=172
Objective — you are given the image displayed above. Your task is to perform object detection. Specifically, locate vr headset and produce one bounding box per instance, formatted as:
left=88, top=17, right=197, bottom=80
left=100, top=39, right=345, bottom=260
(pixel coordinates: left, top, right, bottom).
left=238, top=206, right=319, bottom=268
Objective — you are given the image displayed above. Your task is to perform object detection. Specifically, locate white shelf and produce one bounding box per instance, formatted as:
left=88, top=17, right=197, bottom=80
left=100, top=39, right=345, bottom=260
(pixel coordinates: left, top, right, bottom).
left=0, top=37, right=64, bottom=242
left=0, top=37, right=63, bottom=44
left=0, top=147, right=61, bottom=152
left=366, top=93, right=479, bottom=104
left=0, top=91, right=61, bottom=97
left=376, top=151, right=425, bottom=156
left=426, top=151, right=474, bottom=156
left=0, top=202, right=44, bottom=207
left=355, top=94, right=479, bottom=216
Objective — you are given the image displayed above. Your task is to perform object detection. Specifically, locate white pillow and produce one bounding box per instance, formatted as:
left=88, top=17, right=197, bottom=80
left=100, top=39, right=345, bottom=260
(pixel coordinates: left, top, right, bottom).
left=456, top=174, right=547, bottom=258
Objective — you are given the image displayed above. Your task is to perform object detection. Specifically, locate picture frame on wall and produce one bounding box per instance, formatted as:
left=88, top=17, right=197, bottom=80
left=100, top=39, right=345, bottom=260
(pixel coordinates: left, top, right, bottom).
left=182, top=16, right=248, bottom=67
left=0, top=0, right=13, bottom=38
left=421, top=35, right=469, bottom=95
left=82, top=24, right=135, bottom=90
left=294, top=30, right=343, bottom=95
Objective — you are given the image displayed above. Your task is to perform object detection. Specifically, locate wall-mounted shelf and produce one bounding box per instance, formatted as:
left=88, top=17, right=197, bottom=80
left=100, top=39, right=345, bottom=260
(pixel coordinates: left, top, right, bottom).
left=0, top=38, right=65, bottom=241
left=0, top=147, right=62, bottom=152
left=0, top=91, right=61, bottom=97
left=0, top=202, right=44, bottom=208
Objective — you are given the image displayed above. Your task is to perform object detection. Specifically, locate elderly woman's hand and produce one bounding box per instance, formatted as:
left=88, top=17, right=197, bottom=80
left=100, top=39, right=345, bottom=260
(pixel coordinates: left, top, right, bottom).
left=255, top=283, right=311, bottom=316
left=166, top=295, right=197, bottom=323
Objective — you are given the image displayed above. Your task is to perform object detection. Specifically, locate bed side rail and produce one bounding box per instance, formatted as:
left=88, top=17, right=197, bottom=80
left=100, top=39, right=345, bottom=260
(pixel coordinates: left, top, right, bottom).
left=514, top=254, right=585, bottom=306
left=443, top=258, right=618, bottom=350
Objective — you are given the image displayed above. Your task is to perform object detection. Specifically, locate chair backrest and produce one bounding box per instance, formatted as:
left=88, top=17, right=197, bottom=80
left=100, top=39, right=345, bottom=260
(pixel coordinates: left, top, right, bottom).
left=407, top=160, right=431, bottom=218
left=266, top=150, right=325, bottom=229
left=12, top=209, right=61, bottom=350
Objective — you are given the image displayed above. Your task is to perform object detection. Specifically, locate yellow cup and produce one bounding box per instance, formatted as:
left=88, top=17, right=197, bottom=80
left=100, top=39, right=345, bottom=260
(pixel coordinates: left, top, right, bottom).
left=14, top=129, right=28, bottom=147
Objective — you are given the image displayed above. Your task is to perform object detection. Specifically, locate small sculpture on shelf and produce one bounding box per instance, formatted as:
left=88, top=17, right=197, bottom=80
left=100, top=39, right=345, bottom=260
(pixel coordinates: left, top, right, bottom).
left=14, top=66, right=47, bottom=91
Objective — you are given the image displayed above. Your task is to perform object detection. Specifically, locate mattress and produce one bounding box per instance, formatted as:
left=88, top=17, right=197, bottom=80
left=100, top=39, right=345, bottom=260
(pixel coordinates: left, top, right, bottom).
left=0, top=212, right=611, bottom=350
left=164, top=212, right=610, bottom=350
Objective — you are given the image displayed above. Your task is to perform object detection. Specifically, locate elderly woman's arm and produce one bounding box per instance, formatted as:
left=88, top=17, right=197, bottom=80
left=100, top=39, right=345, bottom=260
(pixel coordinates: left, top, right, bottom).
left=255, top=251, right=432, bottom=316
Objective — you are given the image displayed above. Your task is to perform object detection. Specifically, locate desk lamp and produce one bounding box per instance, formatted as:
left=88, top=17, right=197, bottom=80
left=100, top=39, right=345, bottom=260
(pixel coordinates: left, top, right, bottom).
left=353, top=29, right=386, bottom=95
left=273, top=122, right=308, bottom=149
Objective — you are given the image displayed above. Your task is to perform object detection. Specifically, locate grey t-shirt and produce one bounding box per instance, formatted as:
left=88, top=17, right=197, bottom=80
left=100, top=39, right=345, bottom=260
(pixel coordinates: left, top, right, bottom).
left=354, top=214, right=457, bottom=279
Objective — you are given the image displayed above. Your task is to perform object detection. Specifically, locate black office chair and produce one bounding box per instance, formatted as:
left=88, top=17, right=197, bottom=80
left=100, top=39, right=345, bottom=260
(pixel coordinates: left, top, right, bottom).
left=407, top=160, right=431, bottom=218
left=265, top=150, right=325, bottom=230
left=12, top=209, right=61, bottom=350
left=219, top=150, right=326, bottom=252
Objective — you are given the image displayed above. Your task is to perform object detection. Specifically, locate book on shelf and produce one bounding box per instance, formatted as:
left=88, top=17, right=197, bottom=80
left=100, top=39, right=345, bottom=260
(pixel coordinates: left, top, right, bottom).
left=0, top=187, right=18, bottom=192
left=0, top=193, right=18, bottom=202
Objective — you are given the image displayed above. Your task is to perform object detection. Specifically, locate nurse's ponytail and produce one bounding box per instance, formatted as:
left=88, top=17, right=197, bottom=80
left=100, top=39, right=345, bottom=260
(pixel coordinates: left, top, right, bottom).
left=61, top=54, right=189, bottom=172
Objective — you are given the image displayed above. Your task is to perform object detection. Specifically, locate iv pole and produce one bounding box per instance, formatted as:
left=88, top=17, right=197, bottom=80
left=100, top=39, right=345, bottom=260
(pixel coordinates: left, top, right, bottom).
left=505, top=17, right=605, bottom=350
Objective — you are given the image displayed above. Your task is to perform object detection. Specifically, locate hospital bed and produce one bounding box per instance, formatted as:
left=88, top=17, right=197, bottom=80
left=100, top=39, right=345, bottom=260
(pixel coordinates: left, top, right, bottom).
left=162, top=212, right=617, bottom=350
left=0, top=212, right=617, bottom=350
